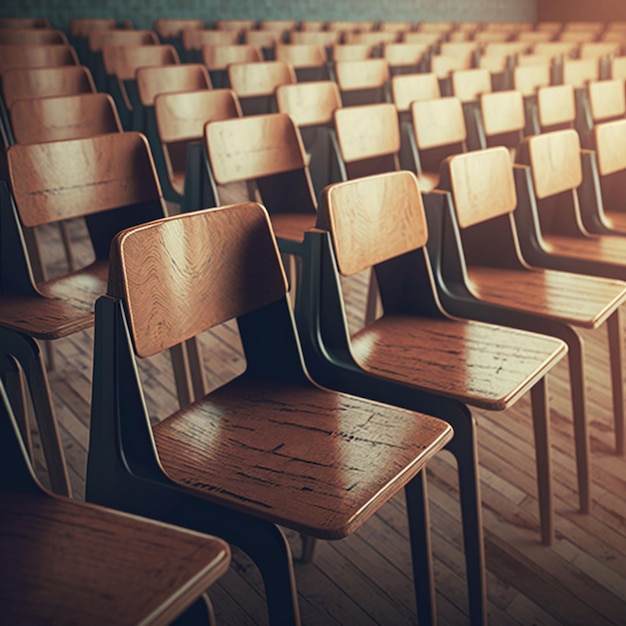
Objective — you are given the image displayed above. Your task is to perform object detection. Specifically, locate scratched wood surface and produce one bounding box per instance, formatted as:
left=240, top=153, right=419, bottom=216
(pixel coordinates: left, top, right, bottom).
left=33, top=215, right=626, bottom=626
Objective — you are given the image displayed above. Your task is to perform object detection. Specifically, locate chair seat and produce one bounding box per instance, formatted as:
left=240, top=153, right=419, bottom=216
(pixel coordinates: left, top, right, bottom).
left=270, top=213, right=318, bottom=244
left=0, top=493, right=230, bottom=626
left=153, top=375, right=452, bottom=540
left=542, top=233, right=626, bottom=266
left=465, top=266, right=626, bottom=328
left=416, top=170, right=440, bottom=192
left=350, top=315, right=566, bottom=410
left=603, top=211, right=626, bottom=233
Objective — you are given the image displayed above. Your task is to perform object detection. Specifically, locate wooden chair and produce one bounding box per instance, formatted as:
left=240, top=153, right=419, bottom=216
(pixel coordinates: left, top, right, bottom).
left=0, top=378, right=231, bottom=626
left=333, top=58, right=390, bottom=107
left=275, top=80, right=343, bottom=197
left=154, top=88, right=242, bottom=207
left=379, top=20, right=413, bottom=34
left=201, top=43, right=263, bottom=88
left=242, top=29, right=286, bottom=58
left=86, top=201, right=453, bottom=626
left=68, top=17, right=117, bottom=62
left=101, top=43, right=180, bottom=130
left=0, top=28, right=68, bottom=45
left=0, top=43, right=79, bottom=75
left=226, top=60, right=295, bottom=115
left=182, top=29, right=239, bottom=63
left=576, top=78, right=626, bottom=147
left=295, top=170, right=567, bottom=624
left=401, top=31, right=443, bottom=47
left=433, top=143, right=626, bottom=527
left=289, top=30, right=340, bottom=48
left=0, top=132, right=168, bottom=496
left=450, top=67, right=492, bottom=150
left=429, top=54, right=474, bottom=96
left=477, top=89, right=526, bottom=157
left=512, top=62, right=552, bottom=135
left=382, top=42, right=430, bottom=75
left=610, top=56, right=626, bottom=80
left=153, top=18, right=204, bottom=58
left=0, top=17, right=51, bottom=29
left=330, top=43, right=374, bottom=63
left=213, top=19, right=257, bottom=31
left=344, top=30, right=399, bottom=47
left=274, top=43, right=329, bottom=81
left=327, top=20, right=376, bottom=34
left=536, top=83, right=576, bottom=133
left=259, top=19, right=298, bottom=32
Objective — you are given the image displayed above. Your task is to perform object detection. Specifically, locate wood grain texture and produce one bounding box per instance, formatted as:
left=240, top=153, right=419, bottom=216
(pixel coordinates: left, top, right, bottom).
left=350, top=315, right=565, bottom=410
left=205, top=113, right=307, bottom=184
left=227, top=60, right=295, bottom=98
left=480, top=90, right=526, bottom=138
left=101, top=44, right=179, bottom=80
left=1, top=65, right=96, bottom=110
left=411, top=97, right=466, bottom=149
left=0, top=494, right=230, bottom=626
left=136, top=63, right=211, bottom=106
left=7, top=132, right=161, bottom=227
left=276, top=80, right=341, bottom=127
left=383, top=43, right=429, bottom=69
left=595, top=119, right=626, bottom=176
left=319, top=170, right=427, bottom=275
left=391, top=72, right=441, bottom=112
left=513, top=63, right=551, bottom=97
left=68, top=18, right=116, bottom=38
left=451, top=68, right=492, bottom=103
left=537, top=84, right=577, bottom=130
left=110, top=204, right=287, bottom=357
left=334, top=59, right=389, bottom=91
left=154, top=376, right=452, bottom=539
left=201, top=44, right=262, bottom=71
left=10, top=92, right=122, bottom=144
left=0, top=44, right=78, bottom=73
left=562, top=58, right=600, bottom=88
left=334, top=103, right=400, bottom=163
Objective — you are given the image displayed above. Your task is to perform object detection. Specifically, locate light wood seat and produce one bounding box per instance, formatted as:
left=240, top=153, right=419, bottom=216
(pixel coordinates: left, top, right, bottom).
left=330, top=43, right=374, bottom=62
left=333, top=58, right=390, bottom=106
left=513, top=62, right=552, bottom=134
left=391, top=72, right=441, bottom=113
left=536, top=83, right=576, bottom=132
left=182, top=29, right=240, bottom=63
left=429, top=54, right=473, bottom=95
left=0, top=43, right=79, bottom=75
left=101, top=43, right=180, bottom=130
left=289, top=30, right=340, bottom=48
left=295, top=170, right=566, bottom=624
left=86, top=201, right=453, bottom=626
left=0, top=28, right=68, bottom=45
left=478, top=89, right=526, bottom=157
left=0, top=132, right=168, bottom=496
left=610, top=55, right=626, bottom=80
left=68, top=17, right=117, bottom=63
left=402, top=31, right=443, bottom=47
left=201, top=43, right=263, bottom=88
left=576, top=77, right=626, bottom=147
left=344, top=30, right=399, bottom=47
left=382, top=42, right=430, bottom=75
left=434, top=143, right=626, bottom=527
left=562, top=57, right=600, bottom=87
left=213, top=19, right=257, bottom=31
left=450, top=67, right=493, bottom=150
left=0, top=379, right=231, bottom=626
left=227, top=59, right=295, bottom=115
left=274, top=43, right=329, bottom=81
left=154, top=88, right=242, bottom=206
left=259, top=19, right=299, bottom=32
left=275, top=80, right=343, bottom=197
left=153, top=17, right=204, bottom=59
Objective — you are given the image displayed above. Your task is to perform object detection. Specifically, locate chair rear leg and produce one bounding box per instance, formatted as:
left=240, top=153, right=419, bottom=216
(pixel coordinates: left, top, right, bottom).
left=607, top=310, right=624, bottom=455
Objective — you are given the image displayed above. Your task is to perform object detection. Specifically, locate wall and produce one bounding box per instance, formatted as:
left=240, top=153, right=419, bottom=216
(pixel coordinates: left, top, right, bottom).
left=1, top=0, right=537, bottom=31
left=537, top=0, right=624, bottom=21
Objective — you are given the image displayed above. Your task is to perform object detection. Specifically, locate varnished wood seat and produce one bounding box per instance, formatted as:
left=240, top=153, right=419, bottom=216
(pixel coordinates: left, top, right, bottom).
left=576, top=77, right=626, bottom=147
left=478, top=89, right=526, bottom=157
left=201, top=43, right=262, bottom=88
left=333, top=58, right=390, bottom=106
left=0, top=378, right=231, bottom=626
left=182, top=29, right=240, bottom=63
left=86, top=201, right=453, bottom=626
left=101, top=43, right=180, bottom=130
left=290, top=30, right=340, bottom=48
left=226, top=59, right=295, bottom=115
left=275, top=80, right=343, bottom=197
left=295, top=170, right=567, bottom=624
left=0, top=28, right=68, bottom=46
left=429, top=54, right=474, bottom=96
left=153, top=17, right=204, bottom=58
left=536, top=83, right=577, bottom=132
left=0, top=43, right=79, bottom=75
left=0, top=17, right=51, bottom=29
left=382, top=42, right=430, bottom=75
left=330, top=43, right=375, bottom=63
left=242, top=29, right=286, bottom=58
left=512, top=62, right=552, bottom=135
left=450, top=67, right=492, bottom=150
left=274, top=43, right=329, bottom=81
left=213, top=19, right=257, bottom=32
left=154, top=88, right=242, bottom=206
left=432, top=145, right=626, bottom=521
left=0, top=132, right=168, bottom=496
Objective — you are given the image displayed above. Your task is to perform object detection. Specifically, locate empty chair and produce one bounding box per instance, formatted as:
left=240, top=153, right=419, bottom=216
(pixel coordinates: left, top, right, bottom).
left=154, top=88, right=241, bottom=206
left=201, top=43, right=263, bottom=88
left=289, top=30, right=340, bottom=48
left=0, top=28, right=68, bottom=45
left=0, top=132, right=168, bottom=495
left=432, top=145, right=626, bottom=524
left=610, top=56, right=626, bottom=80
left=327, top=20, right=376, bottom=34
left=333, top=58, right=390, bottom=106
left=344, top=30, right=399, bottom=47
left=536, top=83, right=576, bottom=133
left=450, top=67, right=492, bottom=150
left=0, top=43, right=79, bottom=76
left=213, top=19, right=257, bottom=31
left=562, top=57, right=600, bottom=88
left=101, top=43, right=180, bottom=130
left=182, top=29, right=239, bottom=63
left=477, top=89, right=526, bottom=157
left=153, top=18, right=204, bottom=58
left=0, top=17, right=51, bottom=29
left=430, top=54, right=474, bottom=96
left=330, top=43, right=374, bottom=63
left=575, top=77, right=626, bottom=147
left=379, top=20, right=413, bottom=34
left=0, top=379, right=231, bottom=625
left=86, top=200, right=454, bottom=626
left=243, top=29, right=286, bottom=58
left=274, top=43, right=329, bottom=81
left=68, top=17, right=117, bottom=62
left=276, top=80, right=343, bottom=197
left=227, top=59, right=295, bottom=115
left=297, top=20, right=327, bottom=32
left=259, top=19, right=298, bottom=32
left=295, top=169, right=567, bottom=623
left=382, top=42, right=430, bottom=75
left=513, top=62, right=552, bottom=134
left=402, top=31, right=443, bottom=47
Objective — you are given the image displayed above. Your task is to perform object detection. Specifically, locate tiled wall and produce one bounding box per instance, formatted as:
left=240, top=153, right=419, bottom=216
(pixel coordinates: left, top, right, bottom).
left=1, top=0, right=537, bottom=31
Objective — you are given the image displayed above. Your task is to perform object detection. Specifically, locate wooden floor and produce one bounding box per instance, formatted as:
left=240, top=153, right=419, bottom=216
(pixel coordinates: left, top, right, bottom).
left=29, top=216, right=626, bottom=626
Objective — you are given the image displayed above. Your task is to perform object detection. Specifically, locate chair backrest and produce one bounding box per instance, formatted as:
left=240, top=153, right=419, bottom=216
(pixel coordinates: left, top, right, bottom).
left=88, top=29, right=159, bottom=53
left=201, top=43, right=263, bottom=70
left=101, top=44, right=180, bottom=81
left=334, top=58, right=390, bottom=106
left=136, top=63, right=212, bottom=106
left=402, top=31, right=442, bottom=46
left=182, top=29, right=239, bottom=59
left=213, top=19, right=257, bottom=31
left=260, top=20, right=298, bottom=32
left=0, top=17, right=51, bottom=29
left=331, top=43, right=374, bottom=62
left=298, top=20, right=327, bottom=32
left=276, top=80, right=341, bottom=127
left=333, top=102, right=400, bottom=179
left=0, top=28, right=68, bottom=45
left=1, top=65, right=96, bottom=111
left=316, top=170, right=428, bottom=277
left=439, top=146, right=517, bottom=229
left=532, top=41, right=579, bottom=59
left=561, top=57, right=599, bottom=87
left=0, top=45, right=79, bottom=74
left=344, top=31, right=399, bottom=47
left=579, top=42, right=621, bottom=59
left=382, top=43, right=429, bottom=73
left=107, top=203, right=288, bottom=358
left=536, top=83, right=576, bottom=131
left=610, top=56, right=626, bottom=80
left=517, top=128, right=582, bottom=200
left=512, top=63, right=551, bottom=97
left=379, top=21, right=413, bottom=33
left=69, top=18, right=117, bottom=39
left=516, top=30, right=554, bottom=44
left=587, top=78, right=626, bottom=123
left=390, top=72, right=440, bottom=113
left=594, top=118, right=626, bottom=176
left=479, top=90, right=525, bottom=152
left=275, top=43, right=326, bottom=68
left=482, top=42, right=529, bottom=58
left=153, top=18, right=204, bottom=40
left=451, top=67, right=492, bottom=102
left=327, top=20, right=376, bottom=34
left=430, top=54, right=473, bottom=79
left=9, top=92, right=122, bottom=144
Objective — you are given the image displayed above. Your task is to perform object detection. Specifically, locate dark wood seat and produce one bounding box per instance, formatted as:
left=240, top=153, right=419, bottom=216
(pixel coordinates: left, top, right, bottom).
left=0, top=132, right=168, bottom=496
left=0, top=27, right=68, bottom=46
left=153, top=18, right=205, bottom=59
left=295, top=170, right=567, bottom=624
left=0, top=379, right=231, bottom=626
left=86, top=201, right=453, bottom=626
left=0, top=17, right=51, bottom=29
left=432, top=144, right=626, bottom=521
left=450, top=67, right=492, bottom=150
left=68, top=17, right=117, bottom=62
left=201, top=43, right=262, bottom=88
left=182, top=29, right=240, bottom=63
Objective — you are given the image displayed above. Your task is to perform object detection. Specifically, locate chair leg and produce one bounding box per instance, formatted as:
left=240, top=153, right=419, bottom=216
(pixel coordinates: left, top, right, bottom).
left=606, top=310, right=624, bottom=455
left=405, top=470, right=437, bottom=626
left=0, top=355, right=31, bottom=457
left=530, top=378, right=554, bottom=546
left=364, top=269, right=381, bottom=325
left=0, top=328, right=71, bottom=496
left=300, top=533, right=317, bottom=563
left=185, top=337, right=206, bottom=401
left=170, top=343, right=193, bottom=409
left=444, top=410, right=488, bottom=626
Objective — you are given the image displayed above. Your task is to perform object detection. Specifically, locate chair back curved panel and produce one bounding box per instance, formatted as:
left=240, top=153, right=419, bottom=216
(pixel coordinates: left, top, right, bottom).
left=391, top=72, right=440, bottom=112
left=595, top=118, right=626, bottom=176
left=102, top=44, right=180, bottom=81
left=136, top=63, right=212, bottom=107
left=451, top=68, right=492, bottom=103
left=227, top=60, right=295, bottom=98
left=480, top=89, right=525, bottom=149
left=201, top=43, right=262, bottom=70
left=536, top=83, right=576, bottom=131
left=588, top=78, right=626, bottom=123
left=0, top=44, right=79, bottom=73
left=411, top=96, right=466, bottom=149
left=87, top=29, right=159, bottom=53
left=0, top=28, right=68, bottom=45
left=276, top=80, right=341, bottom=127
